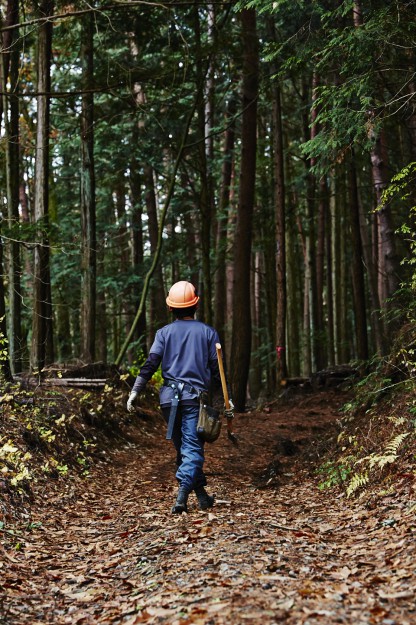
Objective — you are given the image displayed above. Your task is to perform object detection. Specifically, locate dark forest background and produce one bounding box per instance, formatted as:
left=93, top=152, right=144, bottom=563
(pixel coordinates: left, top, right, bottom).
left=1, top=0, right=416, bottom=409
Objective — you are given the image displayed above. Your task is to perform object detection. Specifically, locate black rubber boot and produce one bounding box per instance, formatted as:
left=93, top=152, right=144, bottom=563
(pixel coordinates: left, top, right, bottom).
left=194, top=486, right=214, bottom=510
left=172, top=487, right=189, bottom=514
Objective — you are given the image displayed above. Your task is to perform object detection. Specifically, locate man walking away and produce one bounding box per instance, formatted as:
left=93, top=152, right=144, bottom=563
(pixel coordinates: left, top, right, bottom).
left=127, top=280, right=234, bottom=514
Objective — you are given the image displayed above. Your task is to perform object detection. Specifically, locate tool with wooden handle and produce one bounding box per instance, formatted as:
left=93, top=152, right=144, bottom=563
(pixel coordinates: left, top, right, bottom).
left=216, top=343, right=238, bottom=445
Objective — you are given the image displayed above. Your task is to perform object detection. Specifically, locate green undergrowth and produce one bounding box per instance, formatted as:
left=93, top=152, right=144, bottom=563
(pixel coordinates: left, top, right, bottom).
left=317, top=322, right=416, bottom=501
left=0, top=373, right=160, bottom=520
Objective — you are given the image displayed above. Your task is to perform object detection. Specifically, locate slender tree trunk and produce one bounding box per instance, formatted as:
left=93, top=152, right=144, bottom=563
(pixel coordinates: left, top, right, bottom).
left=144, top=165, right=168, bottom=337
left=214, top=96, right=236, bottom=344
left=272, top=72, right=287, bottom=383
left=332, top=173, right=342, bottom=363
left=338, top=179, right=349, bottom=362
left=303, top=235, right=312, bottom=376
left=348, top=149, right=368, bottom=360
left=1, top=0, right=22, bottom=373
left=326, top=187, right=335, bottom=367
left=370, top=129, right=400, bottom=307
left=80, top=11, right=96, bottom=363
left=30, top=0, right=54, bottom=372
left=303, top=75, right=323, bottom=371
left=353, top=0, right=400, bottom=335
left=55, top=287, right=71, bottom=362
left=316, top=178, right=327, bottom=366
left=0, top=236, right=13, bottom=380
left=194, top=5, right=212, bottom=324
left=129, top=128, right=146, bottom=352
left=249, top=252, right=262, bottom=400
left=259, top=149, right=277, bottom=392
left=358, top=176, right=384, bottom=354
left=115, top=177, right=133, bottom=362
left=286, top=227, right=301, bottom=376
left=352, top=0, right=363, bottom=27
left=230, top=8, right=258, bottom=410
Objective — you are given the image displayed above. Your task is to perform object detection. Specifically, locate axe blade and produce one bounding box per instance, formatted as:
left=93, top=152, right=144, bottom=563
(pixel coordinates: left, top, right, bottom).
left=227, top=428, right=238, bottom=445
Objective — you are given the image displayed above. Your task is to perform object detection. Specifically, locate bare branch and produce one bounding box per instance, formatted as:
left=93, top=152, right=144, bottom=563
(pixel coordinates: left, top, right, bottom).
left=0, top=1, right=231, bottom=33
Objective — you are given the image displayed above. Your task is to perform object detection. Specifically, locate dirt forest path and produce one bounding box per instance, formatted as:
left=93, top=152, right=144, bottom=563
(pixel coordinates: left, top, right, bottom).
left=2, top=389, right=416, bottom=625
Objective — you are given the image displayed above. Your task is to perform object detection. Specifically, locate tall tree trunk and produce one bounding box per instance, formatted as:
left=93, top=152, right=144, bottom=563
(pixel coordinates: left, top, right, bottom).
left=249, top=252, right=262, bottom=400
left=358, top=177, right=384, bottom=354
left=316, top=178, right=327, bottom=365
left=214, top=96, right=236, bottom=345
left=272, top=70, right=287, bottom=383
left=144, top=165, right=168, bottom=338
left=353, top=0, right=400, bottom=338
left=348, top=149, right=368, bottom=360
left=325, top=183, right=335, bottom=366
left=30, top=0, right=54, bottom=372
left=194, top=5, right=212, bottom=324
left=302, top=76, right=322, bottom=371
left=0, top=236, right=12, bottom=380
left=332, top=173, right=341, bottom=363
left=286, top=186, right=301, bottom=376
left=80, top=11, right=96, bottom=363
left=115, top=177, right=133, bottom=363
left=129, top=126, right=146, bottom=353
left=338, top=175, right=349, bottom=363
left=1, top=0, right=22, bottom=373
left=301, top=227, right=312, bottom=376
left=370, top=129, right=400, bottom=307
left=230, top=8, right=258, bottom=410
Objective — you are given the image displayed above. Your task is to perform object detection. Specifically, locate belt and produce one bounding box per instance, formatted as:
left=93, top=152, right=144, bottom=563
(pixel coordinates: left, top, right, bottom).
left=163, top=380, right=198, bottom=395
left=163, top=380, right=201, bottom=440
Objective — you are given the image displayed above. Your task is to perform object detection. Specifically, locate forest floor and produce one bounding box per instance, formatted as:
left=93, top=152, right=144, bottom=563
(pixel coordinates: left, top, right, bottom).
left=1, top=386, right=416, bottom=625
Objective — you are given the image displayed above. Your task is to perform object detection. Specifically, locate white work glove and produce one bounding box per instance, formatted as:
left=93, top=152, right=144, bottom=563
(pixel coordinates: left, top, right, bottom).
left=127, top=391, right=138, bottom=413
left=224, top=399, right=235, bottom=420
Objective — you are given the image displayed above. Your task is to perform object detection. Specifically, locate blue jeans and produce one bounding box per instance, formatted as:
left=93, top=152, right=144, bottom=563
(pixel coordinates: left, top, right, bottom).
left=162, top=404, right=207, bottom=492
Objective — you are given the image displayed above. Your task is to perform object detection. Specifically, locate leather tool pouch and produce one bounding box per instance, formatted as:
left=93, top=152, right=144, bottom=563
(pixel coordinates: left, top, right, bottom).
left=197, top=392, right=221, bottom=443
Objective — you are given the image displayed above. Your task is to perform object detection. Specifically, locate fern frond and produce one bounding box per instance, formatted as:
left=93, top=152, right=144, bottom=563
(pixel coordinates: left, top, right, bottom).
left=384, top=432, right=410, bottom=456
left=367, top=454, right=397, bottom=469
left=346, top=472, right=369, bottom=497
left=387, top=416, right=406, bottom=426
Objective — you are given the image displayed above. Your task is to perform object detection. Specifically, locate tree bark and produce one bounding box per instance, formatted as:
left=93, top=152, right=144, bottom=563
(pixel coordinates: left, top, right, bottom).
left=1, top=0, right=22, bottom=373
left=248, top=251, right=262, bottom=400
left=30, top=0, right=54, bottom=372
left=370, top=128, right=400, bottom=308
left=0, top=236, right=13, bottom=380
left=194, top=5, right=212, bottom=324
left=325, top=187, right=335, bottom=366
left=80, top=10, right=96, bottom=363
left=348, top=149, right=368, bottom=360
left=144, top=165, right=168, bottom=338
left=214, top=96, right=236, bottom=345
left=129, top=127, right=146, bottom=353
left=307, top=73, right=325, bottom=371
left=316, top=177, right=327, bottom=365
left=271, top=67, right=287, bottom=383
left=230, top=8, right=258, bottom=410
left=353, top=0, right=400, bottom=344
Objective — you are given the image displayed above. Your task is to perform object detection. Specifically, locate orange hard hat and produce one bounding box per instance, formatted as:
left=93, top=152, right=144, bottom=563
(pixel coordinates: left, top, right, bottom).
left=166, top=281, right=199, bottom=308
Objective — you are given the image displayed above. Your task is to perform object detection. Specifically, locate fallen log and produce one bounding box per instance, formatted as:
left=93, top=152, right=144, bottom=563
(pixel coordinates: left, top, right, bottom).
left=14, top=376, right=108, bottom=389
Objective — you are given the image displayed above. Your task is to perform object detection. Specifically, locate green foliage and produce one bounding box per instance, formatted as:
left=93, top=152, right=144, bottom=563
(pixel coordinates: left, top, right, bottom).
left=128, top=352, right=163, bottom=389
left=382, top=163, right=416, bottom=288
left=317, top=459, right=352, bottom=490
left=335, top=357, right=415, bottom=496
left=0, top=386, right=109, bottom=493
left=0, top=439, right=32, bottom=488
